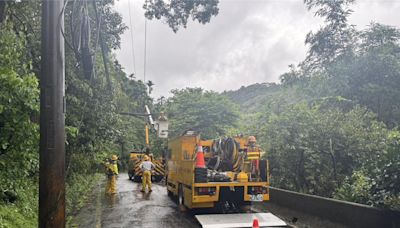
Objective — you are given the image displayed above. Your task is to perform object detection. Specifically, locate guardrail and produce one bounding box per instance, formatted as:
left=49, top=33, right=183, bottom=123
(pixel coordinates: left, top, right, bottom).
left=269, top=187, right=400, bottom=228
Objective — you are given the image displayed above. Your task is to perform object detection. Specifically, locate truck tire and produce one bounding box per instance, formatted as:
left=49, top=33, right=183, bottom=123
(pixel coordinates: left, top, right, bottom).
left=178, top=184, right=184, bottom=205
left=259, top=160, right=267, bottom=181
left=178, top=184, right=186, bottom=211
left=153, top=175, right=164, bottom=182
left=133, top=175, right=141, bottom=183
left=167, top=188, right=173, bottom=197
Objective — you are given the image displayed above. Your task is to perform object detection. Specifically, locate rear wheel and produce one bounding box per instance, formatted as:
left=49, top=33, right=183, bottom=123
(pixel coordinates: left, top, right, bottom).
left=167, top=188, right=173, bottom=197
left=166, top=176, right=173, bottom=197
left=153, top=175, right=164, bottom=182
left=133, top=175, right=141, bottom=183
left=178, top=184, right=186, bottom=211
left=178, top=184, right=184, bottom=205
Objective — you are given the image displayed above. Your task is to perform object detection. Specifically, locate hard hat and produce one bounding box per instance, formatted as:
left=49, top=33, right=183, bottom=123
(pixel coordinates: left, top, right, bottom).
left=143, top=155, right=150, bottom=161
left=248, top=136, right=257, bottom=143
left=111, top=155, right=118, bottom=161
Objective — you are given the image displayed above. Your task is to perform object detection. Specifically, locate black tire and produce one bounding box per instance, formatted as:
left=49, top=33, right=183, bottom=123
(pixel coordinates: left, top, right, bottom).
left=153, top=175, right=164, bottom=182
left=167, top=188, right=173, bottom=198
left=133, top=175, right=141, bottom=183
left=178, top=184, right=184, bottom=206
left=259, top=160, right=267, bottom=181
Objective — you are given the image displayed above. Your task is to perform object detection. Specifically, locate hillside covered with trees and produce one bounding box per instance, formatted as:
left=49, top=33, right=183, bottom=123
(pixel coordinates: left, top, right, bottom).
left=221, top=0, right=400, bottom=211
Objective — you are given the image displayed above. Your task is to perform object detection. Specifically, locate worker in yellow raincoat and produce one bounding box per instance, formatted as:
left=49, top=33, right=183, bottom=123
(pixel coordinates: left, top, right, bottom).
left=105, top=155, right=119, bottom=194
left=140, top=155, right=155, bottom=192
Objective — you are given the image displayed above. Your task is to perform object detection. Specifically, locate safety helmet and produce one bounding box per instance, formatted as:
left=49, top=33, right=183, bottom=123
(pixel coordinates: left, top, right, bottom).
left=143, top=155, right=150, bottom=161
left=248, top=136, right=257, bottom=143
left=111, top=155, right=118, bottom=161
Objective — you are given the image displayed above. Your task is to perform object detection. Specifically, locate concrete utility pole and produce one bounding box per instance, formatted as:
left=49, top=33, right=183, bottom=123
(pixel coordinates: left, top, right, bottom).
left=39, top=0, right=65, bottom=227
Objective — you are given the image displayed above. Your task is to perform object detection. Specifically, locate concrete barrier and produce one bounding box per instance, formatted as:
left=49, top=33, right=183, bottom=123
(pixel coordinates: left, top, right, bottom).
left=269, top=187, right=400, bottom=228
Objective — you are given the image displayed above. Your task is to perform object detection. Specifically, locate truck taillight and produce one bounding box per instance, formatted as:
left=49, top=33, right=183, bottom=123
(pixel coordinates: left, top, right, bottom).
left=248, top=186, right=268, bottom=194
left=196, top=187, right=216, bottom=196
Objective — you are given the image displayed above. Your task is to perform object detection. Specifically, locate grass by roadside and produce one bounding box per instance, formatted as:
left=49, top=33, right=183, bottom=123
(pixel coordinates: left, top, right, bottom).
left=0, top=179, right=38, bottom=228
left=0, top=173, right=103, bottom=228
left=66, top=173, right=103, bottom=225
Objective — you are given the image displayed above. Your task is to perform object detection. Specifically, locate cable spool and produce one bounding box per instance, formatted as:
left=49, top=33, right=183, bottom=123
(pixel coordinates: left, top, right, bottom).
left=207, top=137, right=241, bottom=172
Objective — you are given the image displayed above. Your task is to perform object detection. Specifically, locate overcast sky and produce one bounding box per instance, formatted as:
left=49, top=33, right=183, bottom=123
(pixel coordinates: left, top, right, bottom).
left=114, top=0, right=400, bottom=98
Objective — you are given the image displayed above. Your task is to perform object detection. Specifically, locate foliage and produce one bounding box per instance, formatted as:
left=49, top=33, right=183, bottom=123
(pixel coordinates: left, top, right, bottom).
left=166, top=88, right=240, bottom=139
left=0, top=180, right=38, bottom=228
left=259, top=103, right=387, bottom=196
left=367, top=131, right=400, bottom=210
left=223, top=83, right=281, bottom=111
left=334, top=131, right=400, bottom=210
left=66, top=173, right=102, bottom=216
left=0, top=22, right=39, bottom=227
left=143, top=0, right=219, bottom=32
left=333, top=170, right=372, bottom=205
left=223, top=1, right=400, bottom=210
left=0, top=0, right=152, bottom=224
left=303, top=0, right=356, bottom=71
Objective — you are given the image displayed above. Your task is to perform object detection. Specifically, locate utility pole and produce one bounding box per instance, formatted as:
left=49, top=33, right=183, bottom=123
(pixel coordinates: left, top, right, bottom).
left=39, top=0, right=65, bottom=227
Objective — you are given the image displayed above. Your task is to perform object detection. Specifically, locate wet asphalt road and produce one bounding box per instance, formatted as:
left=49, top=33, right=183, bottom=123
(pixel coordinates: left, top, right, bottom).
left=71, top=175, right=346, bottom=228
left=71, top=174, right=200, bottom=228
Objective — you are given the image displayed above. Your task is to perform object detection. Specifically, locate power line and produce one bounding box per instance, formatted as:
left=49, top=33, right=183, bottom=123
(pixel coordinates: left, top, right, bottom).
left=127, top=0, right=136, bottom=75
left=144, top=18, right=147, bottom=83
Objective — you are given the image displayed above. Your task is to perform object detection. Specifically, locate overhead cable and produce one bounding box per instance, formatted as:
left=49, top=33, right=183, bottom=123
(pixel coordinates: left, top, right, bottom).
left=127, top=0, right=137, bottom=76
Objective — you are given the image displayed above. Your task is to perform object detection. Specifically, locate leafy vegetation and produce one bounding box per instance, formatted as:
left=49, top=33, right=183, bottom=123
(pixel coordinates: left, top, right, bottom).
left=221, top=0, right=400, bottom=210
left=1, top=0, right=399, bottom=226
left=144, top=0, right=219, bottom=32
left=0, top=0, right=220, bottom=226
left=165, top=88, right=240, bottom=139
left=0, top=21, right=39, bottom=227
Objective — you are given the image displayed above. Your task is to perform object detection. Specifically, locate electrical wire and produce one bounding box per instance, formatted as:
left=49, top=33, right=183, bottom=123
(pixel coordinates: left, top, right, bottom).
left=144, top=18, right=147, bottom=83
left=127, top=0, right=137, bottom=75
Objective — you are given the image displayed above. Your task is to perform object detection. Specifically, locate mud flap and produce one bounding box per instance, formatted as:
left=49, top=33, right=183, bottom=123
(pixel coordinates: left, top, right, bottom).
left=195, top=213, right=286, bottom=228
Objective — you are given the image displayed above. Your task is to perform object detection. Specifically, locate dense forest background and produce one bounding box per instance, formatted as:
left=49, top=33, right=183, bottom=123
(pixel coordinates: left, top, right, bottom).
left=0, top=0, right=399, bottom=227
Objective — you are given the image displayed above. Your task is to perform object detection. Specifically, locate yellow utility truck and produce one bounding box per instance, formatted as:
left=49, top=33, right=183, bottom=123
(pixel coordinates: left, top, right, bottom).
left=128, top=150, right=165, bottom=182
left=126, top=105, right=169, bottom=183
left=166, top=131, right=269, bottom=211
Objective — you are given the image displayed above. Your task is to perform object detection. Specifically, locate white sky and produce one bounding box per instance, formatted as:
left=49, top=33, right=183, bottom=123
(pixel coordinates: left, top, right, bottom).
left=114, top=0, right=400, bottom=98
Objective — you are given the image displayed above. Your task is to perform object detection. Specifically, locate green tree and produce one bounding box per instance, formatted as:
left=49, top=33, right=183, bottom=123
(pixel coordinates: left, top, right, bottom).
left=0, top=22, right=39, bottom=227
left=259, top=102, right=387, bottom=197
left=334, top=131, right=400, bottom=210
left=143, top=0, right=219, bottom=32
left=166, top=88, right=239, bottom=139
left=303, top=0, right=356, bottom=71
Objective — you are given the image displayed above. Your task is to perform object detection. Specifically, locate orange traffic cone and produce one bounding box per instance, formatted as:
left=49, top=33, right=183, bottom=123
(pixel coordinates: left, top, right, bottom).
left=194, top=141, right=207, bottom=183
left=252, top=218, right=259, bottom=228
left=195, top=142, right=206, bottom=168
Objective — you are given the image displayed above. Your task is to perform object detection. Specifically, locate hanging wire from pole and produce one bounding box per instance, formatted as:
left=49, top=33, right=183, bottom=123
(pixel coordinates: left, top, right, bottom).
left=144, top=18, right=147, bottom=83
left=127, top=0, right=136, bottom=76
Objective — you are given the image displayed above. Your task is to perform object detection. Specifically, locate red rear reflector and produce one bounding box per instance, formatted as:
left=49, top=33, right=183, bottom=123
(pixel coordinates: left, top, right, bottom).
left=196, top=187, right=216, bottom=195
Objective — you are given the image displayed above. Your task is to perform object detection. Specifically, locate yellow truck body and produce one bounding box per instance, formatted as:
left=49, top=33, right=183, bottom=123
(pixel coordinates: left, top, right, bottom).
left=166, top=134, right=269, bottom=210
